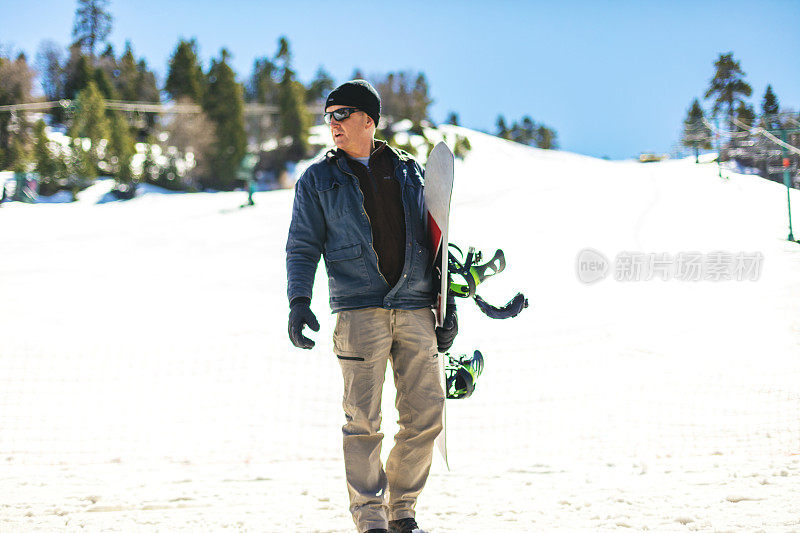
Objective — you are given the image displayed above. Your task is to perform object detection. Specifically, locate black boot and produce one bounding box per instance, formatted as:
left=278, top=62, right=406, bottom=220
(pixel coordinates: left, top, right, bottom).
left=389, top=517, right=423, bottom=533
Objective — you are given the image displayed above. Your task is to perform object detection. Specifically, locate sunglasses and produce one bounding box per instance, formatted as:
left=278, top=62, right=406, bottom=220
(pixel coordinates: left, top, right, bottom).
left=324, top=107, right=362, bottom=124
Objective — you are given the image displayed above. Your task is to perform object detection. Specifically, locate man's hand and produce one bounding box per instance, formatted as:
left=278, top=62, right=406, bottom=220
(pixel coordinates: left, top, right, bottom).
left=435, top=293, right=458, bottom=352
left=288, top=298, right=320, bottom=349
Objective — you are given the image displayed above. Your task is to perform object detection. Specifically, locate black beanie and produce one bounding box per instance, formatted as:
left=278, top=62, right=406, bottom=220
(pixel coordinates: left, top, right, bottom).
left=325, top=80, right=381, bottom=126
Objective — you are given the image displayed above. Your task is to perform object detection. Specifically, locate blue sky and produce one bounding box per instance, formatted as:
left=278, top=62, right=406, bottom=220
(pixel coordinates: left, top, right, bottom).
left=2, top=0, right=799, bottom=159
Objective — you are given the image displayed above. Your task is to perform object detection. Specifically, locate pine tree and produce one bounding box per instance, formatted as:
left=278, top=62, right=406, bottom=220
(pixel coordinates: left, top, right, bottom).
left=72, top=0, right=113, bottom=59
left=96, top=43, right=117, bottom=89
left=521, top=116, right=536, bottom=145
left=278, top=74, right=310, bottom=161
left=369, top=70, right=431, bottom=130
left=116, top=41, right=139, bottom=101
left=410, top=73, right=432, bottom=126
left=306, top=67, right=335, bottom=104
left=536, top=126, right=558, bottom=149
left=446, top=112, right=459, bottom=126
left=64, top=51, right=93, bottom=100
left=157, top=152, right=182, bottom=190
left=275, top=38, right=310, bottom=163
left=33, top=119, right=60, bottom=195
left=107, top=42, right=157, bottom=139
left=166, top=38, right=204, bottom=103
left=681, top=98, right=712, bottom=162
left=139, top=143, right=159, bottom=183
left=68, top=80, right=109, bottom=179
left=244, top=57, right=278, bottom=148
left=5, top=135, right=31, bottom=173
left=108, top=112, right=135, bottom=184
left=92, top=65, right=116, bottom=100
left=134, top=59, right=159, bottom=102
left=100, top=43, right=114, bottom=60
left=453, top=135, right=471, bottom=159
left=134, top=58, right=160, bottom=136
left=247, top=57, right=278, bottom=103
left=375, top=72, right=400, bottom=123
left=397, top=72, right=410, bottom=120
left=509, top=120, right=522, bottom=143
left=202, top=48, right=246, bottom=190
left=276, top=37, right=290, bottom=62
left=65, top=136, right=94, bottom=199
left=760, top=85, right=781, bottom=130
left=734, top=101, right=755, bottom=132
left=496, top=115, right=510, bottom=140
left=704, top=52, right=753, bottom=130
left=0, top=52, right=35, bottom=171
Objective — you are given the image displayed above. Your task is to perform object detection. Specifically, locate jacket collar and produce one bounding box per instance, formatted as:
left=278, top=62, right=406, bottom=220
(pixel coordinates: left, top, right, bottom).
left=326, top=140, right=413, bottom=186
left=325, top=139, right=412, bottom=166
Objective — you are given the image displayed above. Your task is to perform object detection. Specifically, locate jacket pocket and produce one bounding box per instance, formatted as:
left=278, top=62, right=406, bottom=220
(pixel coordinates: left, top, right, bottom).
left=316, top=181, right=352, bottom=221
left=325, top=243, right=371, bottom=296
left=407, top=240, right=435, bottom=294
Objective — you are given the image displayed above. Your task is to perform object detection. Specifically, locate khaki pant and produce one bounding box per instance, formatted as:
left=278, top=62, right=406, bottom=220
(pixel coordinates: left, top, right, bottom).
left=333, top=307, right=445, bottom=533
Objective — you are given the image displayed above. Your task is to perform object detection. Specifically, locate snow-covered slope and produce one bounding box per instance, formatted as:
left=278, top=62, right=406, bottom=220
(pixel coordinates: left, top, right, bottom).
left=0, top=128, right=798, bottom=531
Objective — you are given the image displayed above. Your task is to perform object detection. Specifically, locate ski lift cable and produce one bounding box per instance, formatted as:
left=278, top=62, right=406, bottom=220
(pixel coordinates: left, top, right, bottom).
left=0, top=99, right=284, bottom=114
left=0, top=101, right=63, bottom=112
left=701, top=117, right=752, bottom=139
left=730, top=116, right=800, bottom=157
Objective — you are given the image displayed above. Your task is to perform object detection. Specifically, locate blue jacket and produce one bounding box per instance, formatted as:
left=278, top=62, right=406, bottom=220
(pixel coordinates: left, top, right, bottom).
left=286, top=145, right=436, bottom=313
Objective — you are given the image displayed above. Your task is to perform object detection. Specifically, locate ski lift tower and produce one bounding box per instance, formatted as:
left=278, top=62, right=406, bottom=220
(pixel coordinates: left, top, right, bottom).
left=776, top=128, right=799, bottom=242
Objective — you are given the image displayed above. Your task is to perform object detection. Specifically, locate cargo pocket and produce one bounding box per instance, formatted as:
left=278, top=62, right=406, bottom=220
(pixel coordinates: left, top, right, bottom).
left=407, top=347, right=446, bottom=426
left=333, top=310, right=367, bottom=361
left=326, top=243, right=371, bottom=297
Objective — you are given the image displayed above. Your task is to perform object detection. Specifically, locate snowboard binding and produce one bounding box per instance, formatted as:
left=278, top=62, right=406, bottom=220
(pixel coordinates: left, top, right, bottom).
left=445, top=350, right=484, bottom=400
left=447, top=244, right=505, bottom=298
left=447, top=243, right=529, bottom=320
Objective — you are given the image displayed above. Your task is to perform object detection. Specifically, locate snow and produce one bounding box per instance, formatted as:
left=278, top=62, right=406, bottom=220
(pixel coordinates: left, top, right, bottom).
left=34, top=190, right=73, bottom=203
left=74, top=177, right=117, bottom=203
left=1, top=127, right=799, bottom=531
left=0, top=170, right=15, bottom=189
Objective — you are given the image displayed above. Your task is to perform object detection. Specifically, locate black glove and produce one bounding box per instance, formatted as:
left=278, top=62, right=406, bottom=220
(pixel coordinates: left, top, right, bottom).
left=435, top=293, right=458, bottom=352
left=288, top=297, right=320, bottom=349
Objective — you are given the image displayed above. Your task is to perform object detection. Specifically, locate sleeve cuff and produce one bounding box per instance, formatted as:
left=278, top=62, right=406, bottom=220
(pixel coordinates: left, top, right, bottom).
left=290, top=296, right=311, bottom=308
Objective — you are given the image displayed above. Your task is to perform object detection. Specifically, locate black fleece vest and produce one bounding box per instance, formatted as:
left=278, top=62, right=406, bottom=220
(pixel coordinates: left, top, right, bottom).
left=343, top=142, right=406, bottom=287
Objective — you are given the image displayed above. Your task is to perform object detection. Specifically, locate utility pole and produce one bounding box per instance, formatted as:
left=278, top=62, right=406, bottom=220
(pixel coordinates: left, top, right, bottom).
left=779, top=129, right=796, bottom=242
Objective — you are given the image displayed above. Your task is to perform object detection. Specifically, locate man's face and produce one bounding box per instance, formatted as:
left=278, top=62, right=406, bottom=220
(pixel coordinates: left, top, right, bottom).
left=326, top=104, right=374, bottom=154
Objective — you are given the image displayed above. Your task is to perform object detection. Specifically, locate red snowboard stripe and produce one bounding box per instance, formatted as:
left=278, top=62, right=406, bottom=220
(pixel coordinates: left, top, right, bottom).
left=428, top=212, right=443, bottom=259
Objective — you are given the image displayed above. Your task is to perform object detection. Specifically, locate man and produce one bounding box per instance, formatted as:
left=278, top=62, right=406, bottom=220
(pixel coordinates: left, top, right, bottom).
left=285, top=80, right=458, bottom=533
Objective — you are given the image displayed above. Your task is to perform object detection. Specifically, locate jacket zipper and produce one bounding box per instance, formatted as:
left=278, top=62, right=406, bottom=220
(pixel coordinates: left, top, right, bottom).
left=336, top=160, right=391, bottom=287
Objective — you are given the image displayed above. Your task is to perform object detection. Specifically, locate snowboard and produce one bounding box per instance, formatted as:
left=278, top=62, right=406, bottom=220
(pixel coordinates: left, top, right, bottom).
left=424, top=142, right=455, bottom=328
left=423, top=141, right=455, bottom=470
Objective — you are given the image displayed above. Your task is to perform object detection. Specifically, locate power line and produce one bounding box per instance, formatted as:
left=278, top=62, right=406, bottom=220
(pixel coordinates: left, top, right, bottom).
left=0, top=99, right=311, bottom=115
